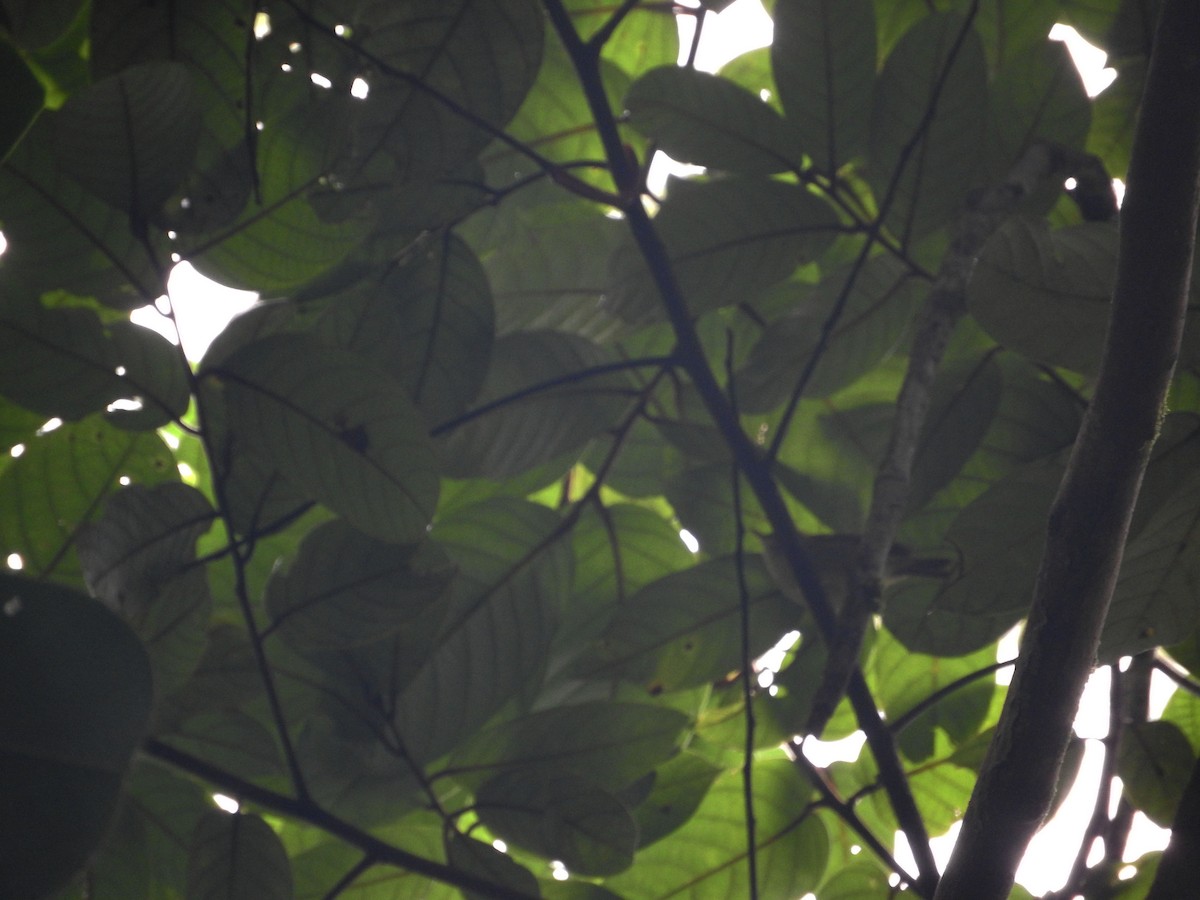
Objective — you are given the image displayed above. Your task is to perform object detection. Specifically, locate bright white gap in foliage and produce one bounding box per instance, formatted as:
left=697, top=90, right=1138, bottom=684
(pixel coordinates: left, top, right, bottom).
left=6, top=553, right=23, bottom=570
left=212, top=793, right=240, bottom=813
left=678, top=528, right=700, bottom=554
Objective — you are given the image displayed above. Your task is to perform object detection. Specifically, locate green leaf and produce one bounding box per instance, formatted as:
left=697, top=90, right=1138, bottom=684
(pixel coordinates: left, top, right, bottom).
left=968, top=218, right=1117, bottom=374
left=607, top=177, right=839, bottom=323
left=445, top=700, right=690, bottom=793
left=0, top=117, right=165, bottom=308
left=480, top=205, right=629, bottom=342
left=1117, top=721, right=1196, bottom=828
left=606, top=760, right=828, bottom=898
left=987, top=39, right=1091, bottom=179
left=572, top=555, right=798, bottom=693
left=868, top=12, right=988, bottom=241
left=556, top=503, right=695, bottom=657
left=870, top=629, right=996, bottom=763
left=961, top=0, right=1061, bottom=69
left=213, top=332, right=440, bottom=545
left=887, top=453, right=1064, bottom=655
left=265, top=520, right=454, bottom=651
left=159, top=710, right=283, bottom=782
left=633, top=752, right=724, bottom=848
left=477, top=770, right=639, bottom=876
left=568, top=0, right=679, bottom=77
left=0, top=573, right=153, bottom=899
left=78, top=759, right=211, bottom=900
left=1102, top=426, right=1200, bottom=657
left=0, top=38, right=43, bottom=161
left=772, top=0, right=876, bottom=173
left=75, top=482, right=216, bottom=619
left=737, top=253, right=928, bottom=410
left=908, top=352, right=1005, bottom=510
left=389, top=498, right=573, bottom=764
left=435, top=330, right=632, bottom=479
left=318, top=232, right=495, bottom=423
left=0, top=298, right=190, bottom=426
left=184, top=93, right=371, bottom=294
left=51, top=62, right=200, bottom=217
left=625, top=66, right=797, bottom=174
left=444, top=831, right=541, bottom=900
left=0, top=418, right=177, bottom=584
left=186, top=810, right=294, bottom=900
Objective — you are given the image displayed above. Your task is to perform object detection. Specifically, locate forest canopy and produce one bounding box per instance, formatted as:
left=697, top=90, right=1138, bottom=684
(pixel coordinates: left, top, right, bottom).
left=2, top=1, right=1200, bottom=898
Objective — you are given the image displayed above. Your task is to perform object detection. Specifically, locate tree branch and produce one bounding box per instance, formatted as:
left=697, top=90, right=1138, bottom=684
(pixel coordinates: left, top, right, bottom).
left=142, top=739, right=537, bottom=900
left=538, top=4, right=939, bottom=893
left=935, top=2, right=1200, bottom=895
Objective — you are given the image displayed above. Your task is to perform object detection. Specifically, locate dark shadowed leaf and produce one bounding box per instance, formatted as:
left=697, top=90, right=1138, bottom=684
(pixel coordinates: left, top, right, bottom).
left=51, top=62, right=200, bottom=217
left=868, top=13, right=987, bottom=242
left=436, top=330, right=632, bottom=479
left=0, top=573, right=152, bottom=899
left=608, top=177, right=840, bottom=323
left=1117, top=721, right=1196, bottom=828
left=318, top=232, right=495, bottom=423
left=572, top=555, right=798, bottom=693
left=477, top=771, right=639, bottom=876
left=265, top=519, right=454, bottom=651
left=444, top=831, right=541, bottom=900
left=445, top=700, right=689, bottom=793
left=625, top=66, right=797, bottom=174
left=214, top=332, right=440, bottom=544
left=187, top=810, right=293, bottom=900
left=772, top=0, right=876, bottom=173
left=968, top=218, right=1116, bottom=374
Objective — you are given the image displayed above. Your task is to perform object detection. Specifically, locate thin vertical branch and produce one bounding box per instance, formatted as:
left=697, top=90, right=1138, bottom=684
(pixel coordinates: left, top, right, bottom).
left=539, top=4, right=940, bottom=893
left=726, top=328, right=758, bottom=900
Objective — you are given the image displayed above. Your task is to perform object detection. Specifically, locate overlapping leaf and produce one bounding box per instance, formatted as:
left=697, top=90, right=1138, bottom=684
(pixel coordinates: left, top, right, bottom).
left=318, top=232, right=495, bottom=423
left=213, top=332, right=440, bottom=545
left=51, top=62, right=200, bottom=217
left=572, top=555, right=798, bottom=693
left=0, top=418, right=177, bottom=585
left=186, top=810, right=293, bottom=900
left=868, top=12, right=988, bottom=241
left=435, top=330, right=633, bottom=479
left=968, top=218, right=1117, bottom=373
left=0, top=118, right=164, bottom=308
left=266, top=519, right=454, bottom=651
left=445, top=700, right=690, bottom=793
left=605, top=760, right=828, bottom=899
left=772, top=0, right=876, bottom=173
left=607, top=176, right=840, bottom=322
left=625, top=66, right=798, bottom=174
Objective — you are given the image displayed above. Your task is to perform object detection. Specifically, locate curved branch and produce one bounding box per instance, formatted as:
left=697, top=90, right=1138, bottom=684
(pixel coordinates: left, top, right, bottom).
left=936, top=2, right=1200, bottom=895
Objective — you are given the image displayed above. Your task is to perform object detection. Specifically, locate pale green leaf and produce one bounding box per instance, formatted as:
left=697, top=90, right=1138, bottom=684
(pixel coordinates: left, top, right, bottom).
left=1117, top=721, right=1195, bottom=829
left=0, top=418, right=177, bottom=584
left=606, top=760, right=828, bottom=898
